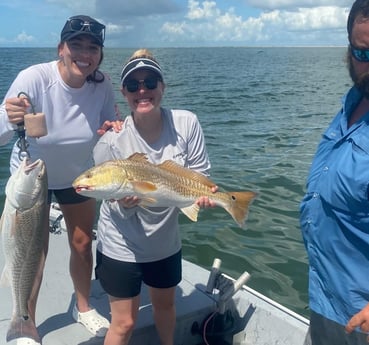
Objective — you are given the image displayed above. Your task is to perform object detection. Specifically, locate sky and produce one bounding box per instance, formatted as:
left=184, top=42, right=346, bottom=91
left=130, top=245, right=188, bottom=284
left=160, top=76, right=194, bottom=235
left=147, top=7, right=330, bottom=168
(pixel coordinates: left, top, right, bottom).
left=0, top=0, right=354, bottom=48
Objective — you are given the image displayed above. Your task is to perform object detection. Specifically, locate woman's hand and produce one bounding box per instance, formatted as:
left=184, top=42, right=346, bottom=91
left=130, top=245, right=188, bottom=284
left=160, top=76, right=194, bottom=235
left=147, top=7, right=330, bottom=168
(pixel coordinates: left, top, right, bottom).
left=116, top=195, right=140, bottom=208
left=5, top=97, right=30, bottom=124
left=196, top=185, right=218, bottom=208
left=97, top=120, right=123, bottom=136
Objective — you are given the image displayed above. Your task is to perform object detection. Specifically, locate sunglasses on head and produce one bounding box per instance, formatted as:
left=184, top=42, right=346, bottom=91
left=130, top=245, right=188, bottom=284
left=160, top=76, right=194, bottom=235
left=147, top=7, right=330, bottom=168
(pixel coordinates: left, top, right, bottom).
left=350, top=44, right=369, bottom=62
left=67, top=18, right=105, bottom=40
left=124, top=77, right=161, bottom=93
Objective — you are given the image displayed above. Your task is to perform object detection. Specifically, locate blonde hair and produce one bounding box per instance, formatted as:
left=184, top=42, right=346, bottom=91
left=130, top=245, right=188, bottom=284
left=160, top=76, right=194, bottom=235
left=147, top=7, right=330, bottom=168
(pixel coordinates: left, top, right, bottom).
left=128, top=49, right=159, bottom=64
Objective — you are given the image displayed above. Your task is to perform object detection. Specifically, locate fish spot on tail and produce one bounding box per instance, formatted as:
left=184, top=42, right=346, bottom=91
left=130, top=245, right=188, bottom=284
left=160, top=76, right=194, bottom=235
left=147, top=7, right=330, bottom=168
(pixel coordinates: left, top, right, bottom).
left=226, top=191, right=257, bottom=228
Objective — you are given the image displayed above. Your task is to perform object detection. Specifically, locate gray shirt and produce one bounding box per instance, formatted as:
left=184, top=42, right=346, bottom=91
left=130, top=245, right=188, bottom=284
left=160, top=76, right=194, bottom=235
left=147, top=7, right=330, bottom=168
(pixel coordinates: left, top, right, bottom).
left=93, top=108, right=211, bottom=262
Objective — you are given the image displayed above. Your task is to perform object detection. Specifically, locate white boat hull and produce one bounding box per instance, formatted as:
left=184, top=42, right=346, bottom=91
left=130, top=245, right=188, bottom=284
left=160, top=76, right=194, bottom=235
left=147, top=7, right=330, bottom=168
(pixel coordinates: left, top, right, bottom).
left=0, top=204, right=309, bottom=344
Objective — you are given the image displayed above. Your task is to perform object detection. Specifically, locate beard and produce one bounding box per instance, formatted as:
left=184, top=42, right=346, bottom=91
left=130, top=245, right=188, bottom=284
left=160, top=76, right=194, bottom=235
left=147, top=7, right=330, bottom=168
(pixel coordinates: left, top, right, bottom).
left=348, top=51, right=369, bottom=98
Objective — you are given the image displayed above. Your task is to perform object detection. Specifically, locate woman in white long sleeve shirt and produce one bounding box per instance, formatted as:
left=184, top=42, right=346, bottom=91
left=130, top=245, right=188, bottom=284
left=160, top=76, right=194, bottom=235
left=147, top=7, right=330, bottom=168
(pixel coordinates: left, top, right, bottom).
left=0, top=15, right=120, bottom=345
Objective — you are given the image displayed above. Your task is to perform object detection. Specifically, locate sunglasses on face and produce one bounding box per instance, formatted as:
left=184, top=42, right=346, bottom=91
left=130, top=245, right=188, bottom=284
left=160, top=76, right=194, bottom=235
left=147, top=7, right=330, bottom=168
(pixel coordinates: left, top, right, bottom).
left=350, top=44, right=369, bottom=62
left=67, top=19, right=106, bottom=40
left=124, top=77, right=161, bottom=93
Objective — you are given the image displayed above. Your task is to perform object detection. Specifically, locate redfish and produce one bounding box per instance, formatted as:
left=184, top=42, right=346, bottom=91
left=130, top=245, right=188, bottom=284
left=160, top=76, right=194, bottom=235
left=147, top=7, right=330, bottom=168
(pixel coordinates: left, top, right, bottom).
left=73, top=153, right=256, bottom=228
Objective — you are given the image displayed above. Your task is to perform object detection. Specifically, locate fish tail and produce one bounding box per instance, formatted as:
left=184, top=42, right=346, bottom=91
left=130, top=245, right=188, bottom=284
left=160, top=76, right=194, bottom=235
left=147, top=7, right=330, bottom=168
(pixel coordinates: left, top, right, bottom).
left=225, top=191, right=257, bottom=228
left=6, top=315, right=40, bottom=343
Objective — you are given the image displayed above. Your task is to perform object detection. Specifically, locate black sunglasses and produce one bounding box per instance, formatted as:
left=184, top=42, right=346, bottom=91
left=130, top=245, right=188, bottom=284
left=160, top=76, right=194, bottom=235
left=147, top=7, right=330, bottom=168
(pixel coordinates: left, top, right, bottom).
left=68, top=19, right=106, bottom=40
left=350, top=44, right=369, bottom=62
left=124, top=77, right=161, bottom=93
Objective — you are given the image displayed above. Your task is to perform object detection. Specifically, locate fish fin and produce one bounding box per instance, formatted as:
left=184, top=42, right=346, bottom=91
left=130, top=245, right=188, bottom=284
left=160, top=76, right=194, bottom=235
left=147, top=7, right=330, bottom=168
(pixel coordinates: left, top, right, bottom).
left=180, top=204, right=200, bottom=222
left=131, top=181, right=157, bottom=193
left=225, top=191, right=257, bottom=228
left=158, top=160, right=216, bottom=188
left=0, top=266, right=9, bottom=286
left=127, top=152, right=149, bottom=162
left=7, top=316, right=40, bottom=343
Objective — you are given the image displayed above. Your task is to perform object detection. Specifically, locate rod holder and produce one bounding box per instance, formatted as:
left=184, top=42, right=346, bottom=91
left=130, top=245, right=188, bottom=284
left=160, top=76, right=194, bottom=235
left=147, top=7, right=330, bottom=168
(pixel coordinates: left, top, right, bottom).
left=206, top=258, right=222, bottom=293
left=218, top=271, right=251, bottom=314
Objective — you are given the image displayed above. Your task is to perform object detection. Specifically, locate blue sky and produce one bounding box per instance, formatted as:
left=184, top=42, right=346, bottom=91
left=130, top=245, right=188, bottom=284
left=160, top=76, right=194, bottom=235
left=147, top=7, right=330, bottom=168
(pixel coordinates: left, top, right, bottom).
left=0, top=0, right=353, bottom=48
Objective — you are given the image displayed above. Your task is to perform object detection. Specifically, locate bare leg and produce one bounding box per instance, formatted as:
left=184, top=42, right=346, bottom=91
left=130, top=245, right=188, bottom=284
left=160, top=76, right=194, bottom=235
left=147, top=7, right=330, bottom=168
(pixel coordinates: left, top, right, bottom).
left=150, top=286, right=176, bottom=345
left=60, top=199, right=95, bottom=313
left=104, top=295, right=140, bottom=345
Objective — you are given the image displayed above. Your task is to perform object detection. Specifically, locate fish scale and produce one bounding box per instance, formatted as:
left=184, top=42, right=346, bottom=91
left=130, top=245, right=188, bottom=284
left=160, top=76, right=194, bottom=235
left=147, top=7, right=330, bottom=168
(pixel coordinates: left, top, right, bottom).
left=10, top=207, right=45, bottom=317
left=73, top=153, right=257, bottom=228
left=126, top=162, right=211, bottom=198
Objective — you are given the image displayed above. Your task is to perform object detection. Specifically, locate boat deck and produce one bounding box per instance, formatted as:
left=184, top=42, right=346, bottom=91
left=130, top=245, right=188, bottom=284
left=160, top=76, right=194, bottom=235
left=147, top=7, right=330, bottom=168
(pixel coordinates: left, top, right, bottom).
left=0, top=230, right=310, bottom=345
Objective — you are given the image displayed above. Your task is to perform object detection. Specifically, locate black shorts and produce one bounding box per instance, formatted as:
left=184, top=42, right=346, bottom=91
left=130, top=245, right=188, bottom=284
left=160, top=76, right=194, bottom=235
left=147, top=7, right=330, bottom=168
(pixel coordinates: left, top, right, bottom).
left=48, top=187, right=91, bottom=205
left=95, top=250, right=182, bottom=298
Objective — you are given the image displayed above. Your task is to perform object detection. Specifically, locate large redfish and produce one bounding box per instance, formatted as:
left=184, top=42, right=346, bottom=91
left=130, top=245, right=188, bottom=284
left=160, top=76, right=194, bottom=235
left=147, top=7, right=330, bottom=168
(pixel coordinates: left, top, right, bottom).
left=0, top=158, right=48, bottom=343
left=73, top=153, right=256, bottom=228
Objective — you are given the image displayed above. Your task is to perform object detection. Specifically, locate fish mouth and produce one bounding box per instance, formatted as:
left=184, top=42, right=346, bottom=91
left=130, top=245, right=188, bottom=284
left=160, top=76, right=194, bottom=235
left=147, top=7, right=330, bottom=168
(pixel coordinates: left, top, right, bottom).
left=23, top=158, right=43, bottom=174
left=73, top=185, right=92, bottom=194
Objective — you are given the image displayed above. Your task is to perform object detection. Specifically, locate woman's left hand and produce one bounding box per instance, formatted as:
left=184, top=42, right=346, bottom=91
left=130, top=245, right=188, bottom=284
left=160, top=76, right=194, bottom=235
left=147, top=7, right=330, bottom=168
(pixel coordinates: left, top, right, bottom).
left=97, top=120, right=123, bottom=135
left=196, top=185, right=218, bottom=208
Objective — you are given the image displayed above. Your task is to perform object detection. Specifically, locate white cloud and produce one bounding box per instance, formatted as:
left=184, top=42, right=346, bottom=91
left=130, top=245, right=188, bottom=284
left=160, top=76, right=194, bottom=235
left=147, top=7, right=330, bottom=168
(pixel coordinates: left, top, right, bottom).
left=105, top=23, right=125, bottom=35
left=15, top=31, right=35, bottom=43
left=161, top=0, right=265, bottom=43
left=187, top=0, right=220, bottom=19
left=160, top=1, right=349, bottom=45
left=161, top=21, right=187, bottom=36
left=260, top=6, right=348, bottom=30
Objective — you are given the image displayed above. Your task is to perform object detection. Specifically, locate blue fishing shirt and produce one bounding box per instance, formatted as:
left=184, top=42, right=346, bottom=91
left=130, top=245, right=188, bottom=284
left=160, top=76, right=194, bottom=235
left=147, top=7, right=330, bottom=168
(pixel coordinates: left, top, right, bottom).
left=300, top=86, right=369, bottom=326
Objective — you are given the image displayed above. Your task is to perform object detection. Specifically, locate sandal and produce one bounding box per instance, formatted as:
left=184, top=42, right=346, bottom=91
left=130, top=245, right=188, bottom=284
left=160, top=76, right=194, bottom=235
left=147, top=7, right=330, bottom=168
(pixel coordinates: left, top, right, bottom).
left=16, top=338, right=41, bottom=345
left=72, top=304, right=110, bottom=337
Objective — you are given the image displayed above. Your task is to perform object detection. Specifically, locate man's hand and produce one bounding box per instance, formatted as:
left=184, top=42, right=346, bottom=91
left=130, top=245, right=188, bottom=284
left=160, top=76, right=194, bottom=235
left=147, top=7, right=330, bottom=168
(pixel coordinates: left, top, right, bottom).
left=346, top=302, right=369, bottom=341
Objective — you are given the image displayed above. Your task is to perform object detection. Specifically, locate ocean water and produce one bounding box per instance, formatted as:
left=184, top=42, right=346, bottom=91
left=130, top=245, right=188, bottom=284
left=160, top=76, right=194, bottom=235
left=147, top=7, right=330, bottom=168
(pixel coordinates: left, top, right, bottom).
left=0, top=46, right=352, bottom=318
